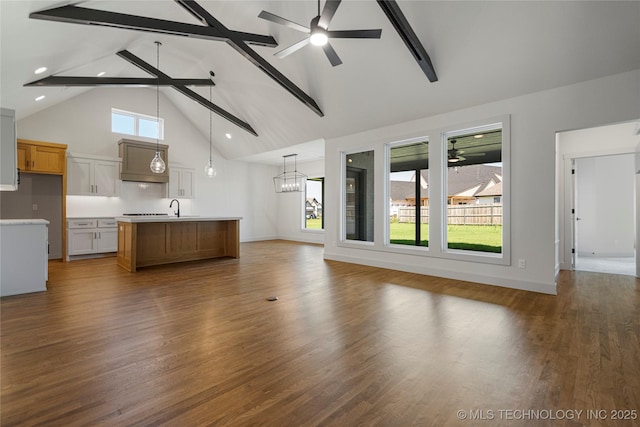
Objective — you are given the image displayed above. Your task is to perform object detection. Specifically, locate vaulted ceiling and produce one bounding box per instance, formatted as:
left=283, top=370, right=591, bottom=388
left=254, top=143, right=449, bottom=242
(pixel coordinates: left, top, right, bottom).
left=1, top=1, right=639, bottom=164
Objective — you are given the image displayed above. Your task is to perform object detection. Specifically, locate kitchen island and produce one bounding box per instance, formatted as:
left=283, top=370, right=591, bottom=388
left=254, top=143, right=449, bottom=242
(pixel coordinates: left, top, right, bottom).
left=116, top=217, right=240, bottom=272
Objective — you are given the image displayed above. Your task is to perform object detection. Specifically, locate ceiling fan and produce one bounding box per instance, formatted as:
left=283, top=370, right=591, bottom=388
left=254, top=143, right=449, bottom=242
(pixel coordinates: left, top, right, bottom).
left=258, top=0, right=382, bottom=66
left=448, top=139, right=488, bottom=163
left=448, top=140, right=466, bottom=163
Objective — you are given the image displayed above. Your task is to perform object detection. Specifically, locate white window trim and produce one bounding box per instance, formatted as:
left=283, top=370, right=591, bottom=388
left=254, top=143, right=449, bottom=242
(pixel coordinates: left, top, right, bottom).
left=302, top=176, right=325, bottom=233
left=440, top=115, right=511, bottom=266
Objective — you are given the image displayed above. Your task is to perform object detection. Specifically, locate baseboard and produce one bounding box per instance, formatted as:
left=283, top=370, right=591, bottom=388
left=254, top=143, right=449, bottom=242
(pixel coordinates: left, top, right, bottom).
left=240, top=235, right=279, bottom=243
left=324, top=252, right=557, bottom=295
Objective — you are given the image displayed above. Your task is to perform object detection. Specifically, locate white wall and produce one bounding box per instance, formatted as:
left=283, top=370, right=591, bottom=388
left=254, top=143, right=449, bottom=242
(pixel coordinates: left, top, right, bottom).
left=275, top=158, right=324, bottom=244
left=16, top=87, right=279, bottom=242
left=575, top=154, right=635, bottom=257
left=557, top=121, right=639, bottom=271
left=324, top=70, right=640, bottom=295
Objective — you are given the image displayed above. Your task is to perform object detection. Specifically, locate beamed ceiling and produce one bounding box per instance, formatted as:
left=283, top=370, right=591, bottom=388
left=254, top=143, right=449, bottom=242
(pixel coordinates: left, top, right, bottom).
left=1, top=1, right=639, bottom=164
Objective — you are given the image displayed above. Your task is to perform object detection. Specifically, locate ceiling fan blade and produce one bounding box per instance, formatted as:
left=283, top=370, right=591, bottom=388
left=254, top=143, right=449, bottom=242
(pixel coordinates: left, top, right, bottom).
left=318, top=0, right=341, bottom=29
left=258, top=10, right=309, bottom=33
left=275, top=38, right=310, bottom=58
left=327, top=29, right=382, bottom=39
left=322, top=42, right=343, bottom=66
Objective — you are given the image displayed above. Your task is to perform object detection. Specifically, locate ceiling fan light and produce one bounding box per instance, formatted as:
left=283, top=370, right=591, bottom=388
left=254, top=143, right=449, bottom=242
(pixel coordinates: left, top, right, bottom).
left=310, top=29, right=328, bottom=46
left=448, top=157, right=460, bottom=163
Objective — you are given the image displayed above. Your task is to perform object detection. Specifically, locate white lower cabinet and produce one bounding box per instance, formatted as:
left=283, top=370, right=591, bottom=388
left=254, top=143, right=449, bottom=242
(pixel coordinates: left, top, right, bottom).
left=67, top=218, right=118, bottom=259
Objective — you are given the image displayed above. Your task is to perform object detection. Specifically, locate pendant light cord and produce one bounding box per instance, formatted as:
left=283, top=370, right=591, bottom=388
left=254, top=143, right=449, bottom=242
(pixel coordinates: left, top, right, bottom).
left=155, top=41, right=161, bottom=153
left=209, top=84, right=212, bottom=162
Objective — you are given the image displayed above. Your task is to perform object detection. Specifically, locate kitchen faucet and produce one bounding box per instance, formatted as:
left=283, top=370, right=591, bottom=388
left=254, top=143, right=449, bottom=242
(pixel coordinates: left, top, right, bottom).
left=170, top=199, right=180, bottom=218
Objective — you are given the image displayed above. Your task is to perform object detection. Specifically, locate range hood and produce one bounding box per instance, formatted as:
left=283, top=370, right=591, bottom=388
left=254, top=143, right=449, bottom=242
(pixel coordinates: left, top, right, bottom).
left=118, top=139, right=169, bottom=183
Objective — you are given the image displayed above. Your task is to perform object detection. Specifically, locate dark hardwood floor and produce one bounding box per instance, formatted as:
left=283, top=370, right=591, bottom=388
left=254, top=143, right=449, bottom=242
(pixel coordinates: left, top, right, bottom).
left=1, top=241, right=639, bottom=426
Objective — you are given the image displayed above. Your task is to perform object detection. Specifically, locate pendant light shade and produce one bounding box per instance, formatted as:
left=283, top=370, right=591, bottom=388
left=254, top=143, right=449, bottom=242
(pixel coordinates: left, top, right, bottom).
left=204, top=77, right=217, bottom=178
left=273, top=154, right=307, bottom=193
left=150, top=41, right=166, bottom=174
left=150, top=152, right=166, bottom=173
left=204, top=160, right=217, bottom=178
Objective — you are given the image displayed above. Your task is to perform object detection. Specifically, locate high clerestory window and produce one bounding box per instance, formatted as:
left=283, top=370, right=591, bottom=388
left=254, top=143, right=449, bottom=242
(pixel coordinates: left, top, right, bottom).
left=111, top=108, right=164, bottom=140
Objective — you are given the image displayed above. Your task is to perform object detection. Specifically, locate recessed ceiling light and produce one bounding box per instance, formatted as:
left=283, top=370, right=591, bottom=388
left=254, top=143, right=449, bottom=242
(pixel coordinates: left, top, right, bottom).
left=35, top=95, right=45, bottom=102
left=34, top=67, right=47, bottom=75
left=97, top=71, right=106, bottom=77
left=225, top=133, right=232, bottom=139
left=474, top=134, right=484, bottom=139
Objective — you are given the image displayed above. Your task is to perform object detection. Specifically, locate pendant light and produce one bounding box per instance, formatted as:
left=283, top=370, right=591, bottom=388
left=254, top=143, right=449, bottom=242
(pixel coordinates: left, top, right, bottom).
left=150, top=41, right=166, bottom=174
left=204, top=74, right=217, bottom=178
left=273, top=154, right=307, bottom=193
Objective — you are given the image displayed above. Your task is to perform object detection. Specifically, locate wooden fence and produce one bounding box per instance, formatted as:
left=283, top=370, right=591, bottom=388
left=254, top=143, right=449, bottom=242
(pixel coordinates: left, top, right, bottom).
left=397, top=204, right=502, bottom=225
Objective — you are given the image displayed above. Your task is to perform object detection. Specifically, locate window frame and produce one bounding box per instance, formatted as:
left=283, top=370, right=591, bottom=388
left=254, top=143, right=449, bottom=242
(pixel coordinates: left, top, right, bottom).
left=111, top=108, right=164, bottom=140
left=339, top=148, right=376, bottom=247
left=384, top=136, right=430, bottom=253
left=440, top=116, right=511, bottom=266
left=302, top=177, right=325, bottom=232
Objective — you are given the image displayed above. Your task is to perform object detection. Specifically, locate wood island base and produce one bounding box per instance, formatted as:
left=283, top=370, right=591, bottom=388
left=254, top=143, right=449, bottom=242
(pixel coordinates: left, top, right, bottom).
left=117, top=218, right=239, bottom=272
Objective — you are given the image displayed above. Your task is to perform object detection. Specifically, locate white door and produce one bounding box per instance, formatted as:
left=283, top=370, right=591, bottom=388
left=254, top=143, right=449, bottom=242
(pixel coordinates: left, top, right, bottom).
left=97, top=228, right=118, bottom=253
left=68, top=229, right=97, bottom=255
left=574, top=154, right=636, bottom=275
left=94, top=160, right=119, bottom=196
left=181, top=169, right=194, bottom=198
left=67, top=158, right=94, bottom=195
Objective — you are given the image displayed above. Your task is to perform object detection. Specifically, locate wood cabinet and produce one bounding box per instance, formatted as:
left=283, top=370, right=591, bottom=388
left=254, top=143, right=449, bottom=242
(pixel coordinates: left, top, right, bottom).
left=17, top=140, right=66, bottom=174
left=168, top=166, right=194, bottom=198
left=67, top=218, right=118, bottom=259
left=117, top=218, right=240, bottom=272
left=67, top=155, right=120, bottom=196
left=118, top=138, right=169, bottom=183
left=1, top=108, right=18, bottom=191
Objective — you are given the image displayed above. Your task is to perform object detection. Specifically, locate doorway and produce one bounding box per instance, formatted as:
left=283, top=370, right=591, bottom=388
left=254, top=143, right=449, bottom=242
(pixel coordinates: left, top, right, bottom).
left=0, top=173, right=63, bottom=259
left=574, top=154, right=635, bottom=276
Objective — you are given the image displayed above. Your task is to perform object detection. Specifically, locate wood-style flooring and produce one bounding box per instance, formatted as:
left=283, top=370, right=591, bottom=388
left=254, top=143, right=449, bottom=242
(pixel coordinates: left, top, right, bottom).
left=1, top=240, right=639, bottom=426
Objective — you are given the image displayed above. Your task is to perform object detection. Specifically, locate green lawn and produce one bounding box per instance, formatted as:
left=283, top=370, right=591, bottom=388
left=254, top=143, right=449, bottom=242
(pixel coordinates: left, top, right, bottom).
left=306, top=218, right=322, bottom=229
left=390, top=222, right=502, bottom=253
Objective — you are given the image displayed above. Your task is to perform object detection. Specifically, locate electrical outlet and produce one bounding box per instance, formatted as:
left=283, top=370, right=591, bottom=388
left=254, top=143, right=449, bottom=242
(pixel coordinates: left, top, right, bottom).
left=32, top=203, right=38, bottom=211
left=518, top=259, right=526, bottom=269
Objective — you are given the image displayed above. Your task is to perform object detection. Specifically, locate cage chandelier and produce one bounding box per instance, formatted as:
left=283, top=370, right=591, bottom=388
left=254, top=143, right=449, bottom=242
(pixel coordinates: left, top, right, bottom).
left=273, top=154, right=307, bottom=193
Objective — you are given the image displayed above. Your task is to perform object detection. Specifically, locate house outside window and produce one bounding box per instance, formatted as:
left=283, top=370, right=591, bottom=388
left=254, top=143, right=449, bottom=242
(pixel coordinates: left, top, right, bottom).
left=444, top=124, right=503, bottom=254
left=305, top=178, right=324, bottom=230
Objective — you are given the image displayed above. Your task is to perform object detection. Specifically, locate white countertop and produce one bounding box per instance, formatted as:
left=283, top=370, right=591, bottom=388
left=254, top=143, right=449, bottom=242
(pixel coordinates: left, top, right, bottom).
left=0, top=219, right=50, bottom=226
left=114, top=216, right=242, bottom=223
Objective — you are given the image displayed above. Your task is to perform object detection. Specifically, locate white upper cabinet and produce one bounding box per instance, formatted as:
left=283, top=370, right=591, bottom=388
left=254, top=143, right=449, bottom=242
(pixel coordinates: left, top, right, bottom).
left=67, top=154, right=120, bottom=196
left=168, top=166, right=194, bottom=199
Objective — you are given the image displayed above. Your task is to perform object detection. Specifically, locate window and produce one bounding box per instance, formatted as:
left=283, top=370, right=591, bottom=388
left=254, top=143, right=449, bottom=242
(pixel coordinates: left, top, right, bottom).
left=444, top=124, right=503, bottom=254
left=343, top=150, right=374, bottom=242
left=111, top=108, right=164, bottom=140
left=305, top=178, right=324, bottom=230
left=388, top=139, right=429, bottom=247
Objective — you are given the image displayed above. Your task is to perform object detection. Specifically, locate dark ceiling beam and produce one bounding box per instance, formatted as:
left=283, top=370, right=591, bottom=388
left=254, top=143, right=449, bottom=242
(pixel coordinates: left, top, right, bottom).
left=376, top=0, right=438, bottom=82
left=116, top=50, right=257, bottom=137
left=25, top=76, right=215, bottom=87
left=29, top=5, right=277, bottom=47
left=174, top=0, right=324, bottom=117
